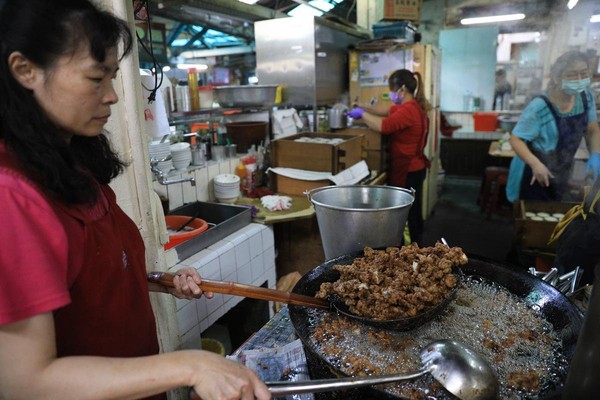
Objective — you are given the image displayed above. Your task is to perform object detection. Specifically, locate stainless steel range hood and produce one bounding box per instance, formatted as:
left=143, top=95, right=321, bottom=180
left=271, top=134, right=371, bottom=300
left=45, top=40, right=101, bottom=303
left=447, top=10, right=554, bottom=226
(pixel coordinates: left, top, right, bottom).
left=255, top=16, right=368, bottom=108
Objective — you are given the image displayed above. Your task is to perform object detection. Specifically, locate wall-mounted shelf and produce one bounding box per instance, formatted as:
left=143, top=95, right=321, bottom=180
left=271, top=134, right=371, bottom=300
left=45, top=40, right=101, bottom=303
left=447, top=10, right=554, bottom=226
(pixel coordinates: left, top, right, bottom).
left=168, top=107, right=272, bottom=125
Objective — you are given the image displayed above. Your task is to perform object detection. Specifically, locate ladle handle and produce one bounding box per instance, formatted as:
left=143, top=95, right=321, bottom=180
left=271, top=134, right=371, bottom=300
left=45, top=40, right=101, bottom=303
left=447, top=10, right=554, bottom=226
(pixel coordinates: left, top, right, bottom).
left=147, top=271, right=330, bottom=310
left=265, top=369, right=428, bottom=395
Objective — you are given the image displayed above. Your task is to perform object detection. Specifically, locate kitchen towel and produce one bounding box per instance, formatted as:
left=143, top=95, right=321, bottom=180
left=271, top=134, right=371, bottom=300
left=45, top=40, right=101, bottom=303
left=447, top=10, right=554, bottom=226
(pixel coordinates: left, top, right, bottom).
left=268, top=160, right=370, bottom=186
left=151, top=190, right=169, bottom=245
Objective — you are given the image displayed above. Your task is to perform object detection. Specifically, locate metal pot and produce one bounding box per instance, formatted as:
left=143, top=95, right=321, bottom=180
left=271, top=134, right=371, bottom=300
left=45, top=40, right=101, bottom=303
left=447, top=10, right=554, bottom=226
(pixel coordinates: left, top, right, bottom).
left=288, top=253, right=583, bottom=399
left=498, top=115, right=519, bottom=132
left=328, top=108, right=348, bottom=129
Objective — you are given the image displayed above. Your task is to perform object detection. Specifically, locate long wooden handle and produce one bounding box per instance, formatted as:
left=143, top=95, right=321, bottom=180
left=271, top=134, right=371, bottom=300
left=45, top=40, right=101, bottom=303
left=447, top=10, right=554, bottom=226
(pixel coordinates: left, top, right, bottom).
left=147, top=271, right=330, bottom=310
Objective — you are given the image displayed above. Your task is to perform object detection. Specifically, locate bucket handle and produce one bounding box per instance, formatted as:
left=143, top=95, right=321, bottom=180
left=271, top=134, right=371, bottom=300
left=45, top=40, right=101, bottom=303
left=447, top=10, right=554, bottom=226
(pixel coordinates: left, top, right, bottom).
left=305, top=185, right=336, bottom=204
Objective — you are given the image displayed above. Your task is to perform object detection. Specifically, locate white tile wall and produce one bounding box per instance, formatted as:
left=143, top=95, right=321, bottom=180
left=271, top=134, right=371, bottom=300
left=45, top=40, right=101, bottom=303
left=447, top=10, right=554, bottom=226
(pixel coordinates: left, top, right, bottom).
left=152, top=157, right=243, bottom=212
left=169, top=223, right=276, bottom=348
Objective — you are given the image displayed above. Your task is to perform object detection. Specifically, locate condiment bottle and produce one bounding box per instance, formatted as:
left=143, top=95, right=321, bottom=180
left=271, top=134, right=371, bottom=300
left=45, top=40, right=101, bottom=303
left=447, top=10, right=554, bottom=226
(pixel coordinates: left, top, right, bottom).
left=187, top=68, right=200, bottom=111
left=235, top=161, right=247, bottom=193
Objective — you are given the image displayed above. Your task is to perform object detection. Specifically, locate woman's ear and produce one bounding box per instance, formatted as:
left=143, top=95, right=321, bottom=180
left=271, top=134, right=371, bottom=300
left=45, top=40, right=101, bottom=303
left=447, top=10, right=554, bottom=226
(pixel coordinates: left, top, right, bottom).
left=7, top=51, right=41, bottom=90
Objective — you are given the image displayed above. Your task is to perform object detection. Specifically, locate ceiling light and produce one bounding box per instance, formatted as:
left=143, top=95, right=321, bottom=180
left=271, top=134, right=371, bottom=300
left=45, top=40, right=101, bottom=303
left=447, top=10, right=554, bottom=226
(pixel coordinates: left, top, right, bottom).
left=238, top=0, right=259, bottom=4
left=591, top=14, right=600, bottom=23
left=567, top=0, right=578, bottom=10
left=176, top=63, right=209, bottom=71
left=461, top=13, right=526, bottom=25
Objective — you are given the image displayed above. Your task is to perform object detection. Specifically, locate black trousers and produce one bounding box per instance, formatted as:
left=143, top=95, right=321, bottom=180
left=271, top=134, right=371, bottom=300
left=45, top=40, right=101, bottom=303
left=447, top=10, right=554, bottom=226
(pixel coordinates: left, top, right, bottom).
left=406, top=168, right=427, bottom=246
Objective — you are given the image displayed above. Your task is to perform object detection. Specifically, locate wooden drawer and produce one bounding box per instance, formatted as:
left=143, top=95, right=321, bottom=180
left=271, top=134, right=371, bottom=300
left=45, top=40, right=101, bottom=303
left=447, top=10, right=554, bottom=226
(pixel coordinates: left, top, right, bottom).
left=336, top=127, right=383, bottom=150
left=271, top=132, right=365, bottom=173
left=271, top=174, right=330, bottom=196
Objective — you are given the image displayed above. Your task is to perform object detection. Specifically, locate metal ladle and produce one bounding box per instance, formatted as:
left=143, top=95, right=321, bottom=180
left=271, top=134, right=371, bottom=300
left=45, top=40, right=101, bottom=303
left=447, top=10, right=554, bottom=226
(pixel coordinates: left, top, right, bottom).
left=266, top=340, right=499, bottom=400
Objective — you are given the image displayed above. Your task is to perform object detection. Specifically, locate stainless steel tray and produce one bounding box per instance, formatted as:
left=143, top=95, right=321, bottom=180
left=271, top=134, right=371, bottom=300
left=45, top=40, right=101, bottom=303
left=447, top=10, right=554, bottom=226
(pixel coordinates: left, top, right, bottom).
left=168, top=201, right=251, bottom=262
left=213, top=85, right=277, bottom=107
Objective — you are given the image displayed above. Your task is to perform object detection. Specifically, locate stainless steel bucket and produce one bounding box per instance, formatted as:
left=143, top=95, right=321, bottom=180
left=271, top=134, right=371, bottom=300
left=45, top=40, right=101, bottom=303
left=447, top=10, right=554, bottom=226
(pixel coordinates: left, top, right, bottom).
left=308, top=185, right=414, bottom=259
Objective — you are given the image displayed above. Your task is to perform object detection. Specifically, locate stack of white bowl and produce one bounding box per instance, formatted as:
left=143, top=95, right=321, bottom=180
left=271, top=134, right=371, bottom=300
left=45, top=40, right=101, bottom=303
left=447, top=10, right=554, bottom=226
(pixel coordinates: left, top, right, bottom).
left=213, top=174, right=241, bottom=203
left=170, top=142, right=192, bottom=171
left=149, top=140, right=172, bottom=174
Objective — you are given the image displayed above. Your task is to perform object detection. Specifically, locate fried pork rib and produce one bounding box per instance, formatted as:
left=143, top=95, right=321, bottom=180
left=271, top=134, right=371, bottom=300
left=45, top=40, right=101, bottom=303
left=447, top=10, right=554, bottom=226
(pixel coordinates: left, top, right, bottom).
left=316, top=243, right=468, bottom=320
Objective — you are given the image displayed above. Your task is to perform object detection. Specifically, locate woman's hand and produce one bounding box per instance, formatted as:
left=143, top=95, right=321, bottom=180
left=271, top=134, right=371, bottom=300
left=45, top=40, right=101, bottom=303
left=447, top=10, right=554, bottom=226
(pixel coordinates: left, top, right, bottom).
left=530, top=160, right=554, bottom=187
left=169, top=267, right=214, bottom=300
left=189, top=352, right=271, bottom=400
left=585, top=153, right=600, bottom=179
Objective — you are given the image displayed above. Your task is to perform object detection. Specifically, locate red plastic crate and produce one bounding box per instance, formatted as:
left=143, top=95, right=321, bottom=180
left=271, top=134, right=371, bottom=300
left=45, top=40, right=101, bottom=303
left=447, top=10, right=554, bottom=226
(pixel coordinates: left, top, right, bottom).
left=473, top=112, right=499, bottom=132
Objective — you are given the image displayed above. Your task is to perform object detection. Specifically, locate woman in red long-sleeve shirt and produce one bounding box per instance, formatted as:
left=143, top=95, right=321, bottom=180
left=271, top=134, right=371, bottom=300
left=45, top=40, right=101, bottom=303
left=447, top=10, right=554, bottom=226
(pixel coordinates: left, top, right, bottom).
left=349, top=69, right=431, bottom=245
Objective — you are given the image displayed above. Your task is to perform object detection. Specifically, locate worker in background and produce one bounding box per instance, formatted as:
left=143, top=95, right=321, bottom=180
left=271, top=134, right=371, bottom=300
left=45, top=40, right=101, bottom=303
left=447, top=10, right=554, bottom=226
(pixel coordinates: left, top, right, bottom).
left=0, top=1, right=270, bottom=399
left=348, top=69, right=430, bottom=245
left=493, top=68, right=512, bottom=110
left=506, top=50, right=600, bottom=202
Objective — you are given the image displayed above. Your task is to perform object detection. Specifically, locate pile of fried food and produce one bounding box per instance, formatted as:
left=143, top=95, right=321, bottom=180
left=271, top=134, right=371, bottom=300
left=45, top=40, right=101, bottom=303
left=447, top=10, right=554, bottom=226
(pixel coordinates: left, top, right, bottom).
left=316, top=243, right=468, bottom=320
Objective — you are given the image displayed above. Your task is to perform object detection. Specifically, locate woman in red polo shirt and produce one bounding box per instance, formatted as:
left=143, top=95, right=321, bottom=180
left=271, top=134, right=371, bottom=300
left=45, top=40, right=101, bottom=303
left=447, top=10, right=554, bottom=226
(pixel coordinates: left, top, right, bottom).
left=0, top=1, right=269, bottom=399
left=349, top=69, right=431, bottom=245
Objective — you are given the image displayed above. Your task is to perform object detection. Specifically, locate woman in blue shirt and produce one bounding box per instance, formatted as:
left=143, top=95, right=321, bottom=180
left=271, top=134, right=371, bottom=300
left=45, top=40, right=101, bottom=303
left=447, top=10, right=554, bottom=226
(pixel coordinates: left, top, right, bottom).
left=507, top=51, right=600, bottom=202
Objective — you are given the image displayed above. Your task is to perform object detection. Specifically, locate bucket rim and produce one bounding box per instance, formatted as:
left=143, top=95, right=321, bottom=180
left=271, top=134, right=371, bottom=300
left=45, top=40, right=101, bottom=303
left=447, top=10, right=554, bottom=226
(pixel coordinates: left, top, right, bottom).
left=307, top=185, right=415, bottom=212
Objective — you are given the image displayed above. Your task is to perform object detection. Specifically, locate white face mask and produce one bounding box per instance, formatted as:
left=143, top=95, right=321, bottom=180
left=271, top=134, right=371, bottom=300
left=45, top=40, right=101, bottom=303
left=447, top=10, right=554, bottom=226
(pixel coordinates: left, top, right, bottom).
left=561, top=78, right=590, bottom=95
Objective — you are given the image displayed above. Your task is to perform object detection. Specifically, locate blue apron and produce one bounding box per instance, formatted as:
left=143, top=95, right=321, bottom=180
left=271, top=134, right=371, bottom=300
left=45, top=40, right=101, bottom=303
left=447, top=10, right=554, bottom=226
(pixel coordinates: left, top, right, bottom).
left=520, top=92, right=589, bottom=201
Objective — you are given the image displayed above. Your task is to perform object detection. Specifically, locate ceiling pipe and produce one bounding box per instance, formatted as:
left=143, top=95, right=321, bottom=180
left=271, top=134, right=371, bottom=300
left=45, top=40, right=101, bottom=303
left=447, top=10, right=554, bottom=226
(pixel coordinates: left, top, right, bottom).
left=155, top=0, right=287, bottom=21
left=180, top=45, right=255, bottom=58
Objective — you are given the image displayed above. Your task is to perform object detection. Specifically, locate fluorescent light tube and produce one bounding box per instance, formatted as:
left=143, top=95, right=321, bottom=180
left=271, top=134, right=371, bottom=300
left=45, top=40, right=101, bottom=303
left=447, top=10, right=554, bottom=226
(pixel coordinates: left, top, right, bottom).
left=591, top=14, right=600, bottom=23
left=238, top=0, right=259, bottom=4
left=567, top=0, right=578, bottom=10
left=176, top=63, right=209, bottom=71
left=461, top=13, right=526, bottom=25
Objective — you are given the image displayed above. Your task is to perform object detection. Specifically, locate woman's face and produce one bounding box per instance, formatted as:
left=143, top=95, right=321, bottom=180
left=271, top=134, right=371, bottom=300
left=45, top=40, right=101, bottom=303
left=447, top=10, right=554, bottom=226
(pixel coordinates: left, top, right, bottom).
left=561, top=60, right=590, bottom=81
left=31, top=47, right=120, bottom=138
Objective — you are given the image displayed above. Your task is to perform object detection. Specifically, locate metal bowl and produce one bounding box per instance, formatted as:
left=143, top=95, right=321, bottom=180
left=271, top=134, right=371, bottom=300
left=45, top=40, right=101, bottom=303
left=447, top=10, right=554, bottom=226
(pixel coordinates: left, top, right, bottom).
left=214, top=85, right=278, bottom=108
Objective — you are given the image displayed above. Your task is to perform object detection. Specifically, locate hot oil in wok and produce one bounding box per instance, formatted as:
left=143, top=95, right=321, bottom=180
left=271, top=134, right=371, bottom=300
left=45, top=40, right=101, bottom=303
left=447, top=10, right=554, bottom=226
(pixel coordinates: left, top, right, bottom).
left=307, top=276, right=568, bottom=399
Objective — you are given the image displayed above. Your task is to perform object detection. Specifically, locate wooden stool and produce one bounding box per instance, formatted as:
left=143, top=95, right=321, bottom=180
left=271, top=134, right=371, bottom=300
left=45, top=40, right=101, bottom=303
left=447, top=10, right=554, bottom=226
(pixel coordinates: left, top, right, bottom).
left=487, top=172, right=512, bottom=218
left=479, top=166, right=509, bottom=213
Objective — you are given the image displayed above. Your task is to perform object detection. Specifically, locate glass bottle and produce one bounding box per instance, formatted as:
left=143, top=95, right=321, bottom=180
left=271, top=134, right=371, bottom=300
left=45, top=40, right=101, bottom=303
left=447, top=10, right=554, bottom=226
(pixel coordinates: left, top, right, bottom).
left=187, top=68, right=200, bottom=111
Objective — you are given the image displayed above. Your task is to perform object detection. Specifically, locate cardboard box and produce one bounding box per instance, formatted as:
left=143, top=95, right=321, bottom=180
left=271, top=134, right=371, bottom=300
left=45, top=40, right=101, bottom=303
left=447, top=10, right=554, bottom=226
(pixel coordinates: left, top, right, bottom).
left=513, top=200, right=577, bottom=252
left=383, top=0, right=422, bottom=23
left=271, top=132, right=365, bottom=174
left=271, top=174, right=330, bottom=197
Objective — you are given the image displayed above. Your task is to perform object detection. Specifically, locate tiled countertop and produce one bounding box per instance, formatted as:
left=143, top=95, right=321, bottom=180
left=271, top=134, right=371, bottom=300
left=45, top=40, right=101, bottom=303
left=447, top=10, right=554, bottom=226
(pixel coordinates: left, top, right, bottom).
left=168, top=223, right=276, bottom=349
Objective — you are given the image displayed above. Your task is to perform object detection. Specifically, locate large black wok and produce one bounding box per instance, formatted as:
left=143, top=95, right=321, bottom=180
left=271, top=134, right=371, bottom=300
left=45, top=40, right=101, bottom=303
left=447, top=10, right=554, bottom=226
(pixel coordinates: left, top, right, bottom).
left=288, top=252, right=584, bottom=400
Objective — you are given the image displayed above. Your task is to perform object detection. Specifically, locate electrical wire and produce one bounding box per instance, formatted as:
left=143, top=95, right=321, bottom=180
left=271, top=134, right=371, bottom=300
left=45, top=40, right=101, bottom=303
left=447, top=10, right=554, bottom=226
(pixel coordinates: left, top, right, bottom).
left=346, top=0, right=356, bottom=20
left=135, top=0, right=163, bottom=103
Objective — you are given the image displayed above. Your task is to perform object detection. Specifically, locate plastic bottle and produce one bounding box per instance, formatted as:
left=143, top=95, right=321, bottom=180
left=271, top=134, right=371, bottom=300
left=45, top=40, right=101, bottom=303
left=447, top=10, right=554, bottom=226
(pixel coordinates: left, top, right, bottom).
left=245, top=164, right=255, bottom=194
left=187, top=68, right=200, bottom=111
left=235, top=161, right=247, bottom=193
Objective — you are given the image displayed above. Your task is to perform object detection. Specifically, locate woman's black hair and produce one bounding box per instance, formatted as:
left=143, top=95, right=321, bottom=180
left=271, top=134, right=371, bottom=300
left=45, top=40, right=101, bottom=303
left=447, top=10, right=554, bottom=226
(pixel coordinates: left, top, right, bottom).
left=388, top=69, right=431, bottom=112
left=0, top=0, right=132, bottom=205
